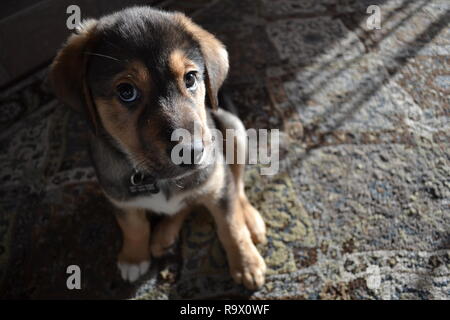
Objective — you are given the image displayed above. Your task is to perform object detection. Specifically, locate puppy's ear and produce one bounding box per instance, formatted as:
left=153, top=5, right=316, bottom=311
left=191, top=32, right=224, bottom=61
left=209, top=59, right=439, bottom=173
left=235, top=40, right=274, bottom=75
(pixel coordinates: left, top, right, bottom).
left=49, top=19, right=99, bottom=131
left=176, top=14, right=229, bottom=110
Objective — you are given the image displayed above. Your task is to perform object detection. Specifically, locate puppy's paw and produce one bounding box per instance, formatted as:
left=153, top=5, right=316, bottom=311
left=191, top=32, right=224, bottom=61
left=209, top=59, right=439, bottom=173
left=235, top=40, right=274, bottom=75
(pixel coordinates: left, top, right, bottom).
left=230, top=247, right=267, bottom=290
left=117, top=248, right=151, bottom=282
left=117, top=260, right=150, bottom=282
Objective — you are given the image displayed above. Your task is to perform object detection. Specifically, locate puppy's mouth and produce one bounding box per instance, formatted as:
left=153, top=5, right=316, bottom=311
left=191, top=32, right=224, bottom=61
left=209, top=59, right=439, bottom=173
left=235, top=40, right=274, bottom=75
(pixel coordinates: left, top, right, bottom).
left=138, top=144, right=213, bottom=181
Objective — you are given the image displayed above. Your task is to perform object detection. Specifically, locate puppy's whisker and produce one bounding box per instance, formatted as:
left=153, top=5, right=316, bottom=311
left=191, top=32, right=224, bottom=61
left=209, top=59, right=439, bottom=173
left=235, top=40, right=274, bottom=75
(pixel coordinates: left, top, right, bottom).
left=174, top=180, right=185, bottom=189
left=84, top=52, right=122, bottom=62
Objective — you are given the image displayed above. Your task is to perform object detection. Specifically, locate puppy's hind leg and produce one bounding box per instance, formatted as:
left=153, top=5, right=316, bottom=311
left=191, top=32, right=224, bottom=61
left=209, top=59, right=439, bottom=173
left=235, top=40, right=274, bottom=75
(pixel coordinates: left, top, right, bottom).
left=215, top=108, right=266, bottom=244
left=116, top=208, right=151, bottom=282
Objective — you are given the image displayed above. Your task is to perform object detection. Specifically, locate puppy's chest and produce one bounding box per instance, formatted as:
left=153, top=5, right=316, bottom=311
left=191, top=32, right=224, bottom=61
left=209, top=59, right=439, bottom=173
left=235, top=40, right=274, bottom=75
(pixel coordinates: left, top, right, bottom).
left=117, top=191, right=189, bottom=215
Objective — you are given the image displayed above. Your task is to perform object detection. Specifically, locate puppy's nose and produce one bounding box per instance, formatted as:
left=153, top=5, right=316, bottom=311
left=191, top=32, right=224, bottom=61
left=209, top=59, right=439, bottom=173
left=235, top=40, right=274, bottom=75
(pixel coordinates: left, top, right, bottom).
left=170, top=139, right=204, bottom=167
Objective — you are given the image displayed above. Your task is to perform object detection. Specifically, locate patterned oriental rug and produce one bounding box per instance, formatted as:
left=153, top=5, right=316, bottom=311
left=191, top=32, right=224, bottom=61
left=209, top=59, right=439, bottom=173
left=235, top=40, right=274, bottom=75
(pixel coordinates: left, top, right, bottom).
left=0, top=0, right=449, bottom=299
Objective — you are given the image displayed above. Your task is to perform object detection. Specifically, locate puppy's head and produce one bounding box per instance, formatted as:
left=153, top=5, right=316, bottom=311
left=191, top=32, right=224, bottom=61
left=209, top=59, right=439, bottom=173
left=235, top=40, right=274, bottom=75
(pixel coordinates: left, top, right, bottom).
left=50, top=7, right=228, bottom=179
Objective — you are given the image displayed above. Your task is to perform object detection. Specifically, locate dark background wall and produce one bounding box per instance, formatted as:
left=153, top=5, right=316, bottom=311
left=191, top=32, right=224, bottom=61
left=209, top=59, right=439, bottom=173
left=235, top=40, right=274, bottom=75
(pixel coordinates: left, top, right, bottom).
left=0, top=0, right=169, bottom=88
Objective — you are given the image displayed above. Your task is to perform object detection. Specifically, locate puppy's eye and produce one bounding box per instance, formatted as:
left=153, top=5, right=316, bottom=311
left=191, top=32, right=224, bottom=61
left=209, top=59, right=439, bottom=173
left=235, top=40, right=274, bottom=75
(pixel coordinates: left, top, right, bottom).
left=116, top=83, right=139, bottom=103
left=184, top=72, right=197, bottom=90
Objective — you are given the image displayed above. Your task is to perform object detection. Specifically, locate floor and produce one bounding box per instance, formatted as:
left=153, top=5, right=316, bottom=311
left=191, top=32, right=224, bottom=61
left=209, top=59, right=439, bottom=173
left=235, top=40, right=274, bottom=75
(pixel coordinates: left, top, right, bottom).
left=0, top=0, right=448, bottom=299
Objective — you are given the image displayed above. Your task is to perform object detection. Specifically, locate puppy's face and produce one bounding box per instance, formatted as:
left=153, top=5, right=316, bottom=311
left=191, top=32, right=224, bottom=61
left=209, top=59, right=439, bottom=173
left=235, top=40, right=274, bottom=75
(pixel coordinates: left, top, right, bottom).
left=50, top=7, right=229, bottom=179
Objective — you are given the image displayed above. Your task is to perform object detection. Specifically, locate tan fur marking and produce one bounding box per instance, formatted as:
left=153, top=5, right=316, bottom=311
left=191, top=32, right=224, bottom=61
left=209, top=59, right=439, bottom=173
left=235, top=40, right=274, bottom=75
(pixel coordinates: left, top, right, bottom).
left=169, top=49, right=187, bottom=80
left=111, top=60, right=153, bottom=96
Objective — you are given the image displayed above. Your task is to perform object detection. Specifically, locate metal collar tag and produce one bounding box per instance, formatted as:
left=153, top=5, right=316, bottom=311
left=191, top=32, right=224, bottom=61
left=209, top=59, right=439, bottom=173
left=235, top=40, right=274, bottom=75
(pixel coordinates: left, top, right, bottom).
left=129, top=170, right=159, bottom=195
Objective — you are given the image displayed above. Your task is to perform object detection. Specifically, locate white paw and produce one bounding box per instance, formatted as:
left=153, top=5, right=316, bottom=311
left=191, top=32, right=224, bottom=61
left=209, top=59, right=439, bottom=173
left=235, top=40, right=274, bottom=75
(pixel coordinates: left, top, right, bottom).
left=117, top=260, right=150, bottom=282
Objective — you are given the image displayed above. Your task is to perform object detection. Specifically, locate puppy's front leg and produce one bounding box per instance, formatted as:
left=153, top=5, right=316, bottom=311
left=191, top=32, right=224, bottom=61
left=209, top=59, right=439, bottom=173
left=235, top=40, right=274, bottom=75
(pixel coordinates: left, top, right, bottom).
left=206, top=196, right=266, bottom=290
left=116, top=208, right=150, bottom=282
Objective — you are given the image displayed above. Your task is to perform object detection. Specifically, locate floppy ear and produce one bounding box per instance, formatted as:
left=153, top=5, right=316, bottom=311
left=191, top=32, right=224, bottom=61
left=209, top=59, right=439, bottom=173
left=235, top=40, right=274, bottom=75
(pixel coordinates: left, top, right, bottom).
left=49, top=19, right=99, bottom=132
left=176, top=14, right=229, bottom=110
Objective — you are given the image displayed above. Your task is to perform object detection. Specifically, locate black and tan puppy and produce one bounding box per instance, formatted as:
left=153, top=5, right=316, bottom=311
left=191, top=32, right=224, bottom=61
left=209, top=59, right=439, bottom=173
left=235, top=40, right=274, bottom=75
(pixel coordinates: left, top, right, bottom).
left=50, top=6, right=266, bottom=290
